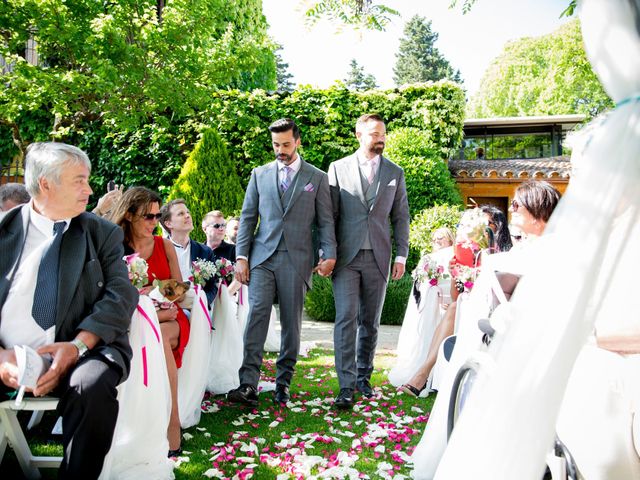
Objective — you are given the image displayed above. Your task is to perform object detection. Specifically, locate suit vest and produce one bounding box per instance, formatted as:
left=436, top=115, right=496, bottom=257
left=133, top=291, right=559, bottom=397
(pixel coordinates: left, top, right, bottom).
left=359, top=163, right=380, bottom=250
left=276, top=169, right=300, bottom=251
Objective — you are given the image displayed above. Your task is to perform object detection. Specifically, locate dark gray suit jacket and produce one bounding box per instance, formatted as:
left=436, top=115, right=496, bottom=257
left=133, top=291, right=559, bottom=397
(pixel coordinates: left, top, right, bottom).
left=328, top=154, right=410, bottom=277
left=0, top=207, right=138, bottom=380
left=236, top=159, right=337, bottom=287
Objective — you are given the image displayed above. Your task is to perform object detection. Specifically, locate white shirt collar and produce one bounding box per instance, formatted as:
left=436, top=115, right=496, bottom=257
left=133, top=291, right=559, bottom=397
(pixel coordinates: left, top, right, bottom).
left=357, top=151, right=380, bottom=166
left=29, top=200, right=71, bottom=237
left=277, top=154, right=302, bottom=174
left=169, top=236, right=190, bottom=250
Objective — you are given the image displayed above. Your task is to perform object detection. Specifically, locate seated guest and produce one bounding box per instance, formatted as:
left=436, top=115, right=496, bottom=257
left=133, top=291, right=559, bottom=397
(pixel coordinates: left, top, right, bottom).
left=400, top=205, right=512, bottom=396
left=0, top=142, right=138, bottom=478
left=202, top=210, right=236, bottom=261
left=225, top=216, right=240, bottom=245
left=110, top=187, right=187, bottom=457
left=160, top=199, right=218, bottom=306
left=0, top=182, right=30, bottom=211
left=92, top=183, right=123, bottom=219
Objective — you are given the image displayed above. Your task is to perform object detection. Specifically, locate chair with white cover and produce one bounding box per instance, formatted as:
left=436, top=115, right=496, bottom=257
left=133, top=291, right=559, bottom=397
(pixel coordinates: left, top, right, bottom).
left=177, top=284, right=213, bottom=428
left=99, top=295, right=173, bottom=480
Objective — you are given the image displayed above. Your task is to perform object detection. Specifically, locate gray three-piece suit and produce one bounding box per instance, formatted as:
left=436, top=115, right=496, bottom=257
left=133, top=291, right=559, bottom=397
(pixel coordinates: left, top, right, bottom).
left=328, top=153, right=410, bottom=389
left=236, top=158, right=336, bottom=388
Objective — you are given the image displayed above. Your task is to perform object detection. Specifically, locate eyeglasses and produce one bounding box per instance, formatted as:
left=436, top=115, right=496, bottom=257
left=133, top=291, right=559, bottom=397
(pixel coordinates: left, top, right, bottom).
left=206, top=223, right=226, bottom=229
left=138, top=213, right=162, bottom=221
left=510, top=199, right=521, bottom=212
left=511, top=234, right=523, bottom=241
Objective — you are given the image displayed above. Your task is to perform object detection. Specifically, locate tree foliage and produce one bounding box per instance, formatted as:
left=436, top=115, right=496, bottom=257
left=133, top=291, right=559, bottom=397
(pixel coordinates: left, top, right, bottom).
left=303, top=0, right=399, bottom=31
left=167, top=129, right=244, bottom=242
left=468, top=19, right=612, bottom=119
left=0, top=0, right=276, bottom=156
left=275, top=47, right=295, bottom=93
left=393, top=15, right=461, bottom=87
left=343, top=59, right=378, bottom=90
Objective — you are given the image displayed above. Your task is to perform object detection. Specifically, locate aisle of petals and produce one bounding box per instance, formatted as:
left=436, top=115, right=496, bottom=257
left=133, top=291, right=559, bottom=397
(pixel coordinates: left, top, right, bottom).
left=175, top=353, right=432, bottom=480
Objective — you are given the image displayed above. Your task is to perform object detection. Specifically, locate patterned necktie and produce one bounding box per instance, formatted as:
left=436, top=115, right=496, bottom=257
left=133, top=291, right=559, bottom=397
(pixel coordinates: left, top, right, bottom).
left=280, top=166, right=293, bottom=192
left=32, top=221, right=66, bottom=330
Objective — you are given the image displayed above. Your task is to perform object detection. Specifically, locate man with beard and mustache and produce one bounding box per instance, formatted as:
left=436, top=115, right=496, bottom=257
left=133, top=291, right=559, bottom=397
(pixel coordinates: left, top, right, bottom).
left=328, top=114, right=410, bottom=409
left=229, top=118, right=336, bottom=407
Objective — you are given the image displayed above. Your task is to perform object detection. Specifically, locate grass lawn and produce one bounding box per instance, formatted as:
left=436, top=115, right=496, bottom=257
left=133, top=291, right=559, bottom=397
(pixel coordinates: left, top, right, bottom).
left=2, top=348, right=435, bottom=479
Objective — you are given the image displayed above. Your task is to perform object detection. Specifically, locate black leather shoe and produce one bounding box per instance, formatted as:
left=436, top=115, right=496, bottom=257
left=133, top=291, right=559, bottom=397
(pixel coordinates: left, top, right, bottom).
left=168, top=447, right=182, bottom=458
left=227, top=384, right=259, bottom=407
left=273, top=384, right=290, bottom=405
left=334, top=388, right=354, bottom=410
left=356, top=379, right=374, bottom=398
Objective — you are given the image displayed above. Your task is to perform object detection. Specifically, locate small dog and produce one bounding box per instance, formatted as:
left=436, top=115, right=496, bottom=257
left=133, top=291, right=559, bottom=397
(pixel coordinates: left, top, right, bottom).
left=155, top=279, right=191, bottom=302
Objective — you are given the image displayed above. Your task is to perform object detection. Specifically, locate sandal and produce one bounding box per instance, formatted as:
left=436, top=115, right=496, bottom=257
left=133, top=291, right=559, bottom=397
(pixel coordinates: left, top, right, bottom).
left=168, top=447, right=183, bottom=458
left=399, top=383, right=426, bottom=398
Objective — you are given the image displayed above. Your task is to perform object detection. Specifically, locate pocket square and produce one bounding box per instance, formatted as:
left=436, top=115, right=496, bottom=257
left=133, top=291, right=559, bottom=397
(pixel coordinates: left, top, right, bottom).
left=304, top=182, right=315, bottom=192
left=388, top=179, right=397, bottom=187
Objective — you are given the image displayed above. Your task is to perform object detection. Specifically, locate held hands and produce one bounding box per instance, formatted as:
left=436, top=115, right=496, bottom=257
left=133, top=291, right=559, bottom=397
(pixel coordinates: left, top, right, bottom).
left=391, top=262, right=405, bottom=281
left=34, top=342, right=80, bottom=396
left=313, top=258, right=336, bottom=277
left=235, top=258, right=250, bottom=285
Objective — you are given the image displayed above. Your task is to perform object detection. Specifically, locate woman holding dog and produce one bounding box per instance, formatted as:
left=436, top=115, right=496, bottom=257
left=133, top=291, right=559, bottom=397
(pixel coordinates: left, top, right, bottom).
left=111, top=186, right=187, bottom=457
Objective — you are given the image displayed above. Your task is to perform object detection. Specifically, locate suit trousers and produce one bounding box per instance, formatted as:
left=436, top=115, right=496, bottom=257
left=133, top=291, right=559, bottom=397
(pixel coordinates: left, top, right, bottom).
left=240, top=251, right=307, bottom=387
left=332, top=250, right=388, bottom=389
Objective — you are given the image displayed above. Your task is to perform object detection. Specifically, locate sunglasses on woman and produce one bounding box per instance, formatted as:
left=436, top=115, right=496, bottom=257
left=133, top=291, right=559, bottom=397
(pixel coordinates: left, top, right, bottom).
left=138, top=213, right=162, bottom=221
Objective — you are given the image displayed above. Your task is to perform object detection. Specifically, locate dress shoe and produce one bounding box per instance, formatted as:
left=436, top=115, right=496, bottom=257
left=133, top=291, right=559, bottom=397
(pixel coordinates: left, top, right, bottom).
left=227, top=384, right=259, bottom=407
left=356, top=379, right=374, bottom=398
left=334, top=388, right=355, bottom=410
left=273, top=384, right=290, bottom=405
left=168, top=447, right=182, bottom=458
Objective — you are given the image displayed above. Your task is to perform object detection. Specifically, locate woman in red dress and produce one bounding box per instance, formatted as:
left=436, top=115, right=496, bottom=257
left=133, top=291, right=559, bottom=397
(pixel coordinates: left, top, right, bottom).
left=111, top=186, right=188, bottom=456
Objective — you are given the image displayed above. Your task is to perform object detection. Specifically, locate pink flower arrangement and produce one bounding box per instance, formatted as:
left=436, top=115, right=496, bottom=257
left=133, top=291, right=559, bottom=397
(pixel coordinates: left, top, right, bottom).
left=412, top=255, right=449, bottom=286
left=123, top=253, right=148, bottom=289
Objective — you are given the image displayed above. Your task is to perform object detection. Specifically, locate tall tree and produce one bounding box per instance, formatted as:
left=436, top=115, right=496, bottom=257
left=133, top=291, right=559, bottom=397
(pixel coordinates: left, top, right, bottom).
left=303, top=0, right=398, bottom=31
left=344, top=59, right=377, bottom=90
left=275, top=48, right=295, bottom=92
left=468, top=19, right=612, bottom=119
left=0, top=0, right=276, bottom=155
left=393, top=15, right=461, bottom=86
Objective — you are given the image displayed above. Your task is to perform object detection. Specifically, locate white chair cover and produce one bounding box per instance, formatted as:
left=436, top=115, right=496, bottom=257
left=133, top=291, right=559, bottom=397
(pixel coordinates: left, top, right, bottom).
left=100, top=295, right=174, bottom=480
left=207, top=284, right=242, bottom=394
left=429, top=2, right=640, bottom=478
left=177, top=285, right=212, bottom=428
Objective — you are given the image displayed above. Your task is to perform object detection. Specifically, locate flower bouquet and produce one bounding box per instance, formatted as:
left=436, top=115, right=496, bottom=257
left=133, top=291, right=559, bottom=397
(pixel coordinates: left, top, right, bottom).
left=214, top=257, right=235, bottom=285
left=123, top=253, right=149, bottom=289
left=450, top=264, right=479, bottom=293
left=412, top=255, right=449, bottom=287
left=190, top=258, right=217, bottom=287
left=454, top=208, right=490, bottom=268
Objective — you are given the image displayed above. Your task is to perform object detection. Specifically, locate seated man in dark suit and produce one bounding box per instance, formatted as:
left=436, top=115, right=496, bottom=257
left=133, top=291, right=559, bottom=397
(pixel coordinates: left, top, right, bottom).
left=0, top=142, right=139, bottom=478
left=202, top=210, right=236, bottom=262
left=160, top=199, right=218, bottom=306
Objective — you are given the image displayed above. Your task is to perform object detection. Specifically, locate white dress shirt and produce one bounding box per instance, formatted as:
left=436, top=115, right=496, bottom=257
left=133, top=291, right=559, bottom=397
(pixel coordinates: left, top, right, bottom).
left=170, top=237, right=192, bottom=282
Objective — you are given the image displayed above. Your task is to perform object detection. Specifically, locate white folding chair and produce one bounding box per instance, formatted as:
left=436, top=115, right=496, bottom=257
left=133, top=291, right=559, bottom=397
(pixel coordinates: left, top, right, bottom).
left=0, top=396, right=62, bottom=479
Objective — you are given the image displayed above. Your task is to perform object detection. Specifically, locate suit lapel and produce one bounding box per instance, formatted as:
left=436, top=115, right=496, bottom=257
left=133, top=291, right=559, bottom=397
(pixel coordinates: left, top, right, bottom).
left=56, top=217, right=87, bottom=328
left=372, top=156, right=393, bottom=211
left=348, top=154, right=369, bottom=210
left=0, top=208, right=26, bottom=307
left=267, top=161, right=284, bottom=215
left=283, top=160, right=313, bottom=217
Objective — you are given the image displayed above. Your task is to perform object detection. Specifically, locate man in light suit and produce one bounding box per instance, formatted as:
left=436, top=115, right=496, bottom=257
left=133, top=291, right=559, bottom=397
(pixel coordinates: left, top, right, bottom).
left=0, top=142, right=138, bottom=477
left=229, top=118, right=337, bottom=407
left=160, top=199, right=219, bottom=306
left=328, top=114, right=410, bottom=409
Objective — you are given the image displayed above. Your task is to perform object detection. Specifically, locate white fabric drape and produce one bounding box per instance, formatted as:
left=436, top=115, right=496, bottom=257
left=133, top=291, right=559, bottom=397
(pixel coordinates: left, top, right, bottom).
left=422, top=1, right=640, bottom=478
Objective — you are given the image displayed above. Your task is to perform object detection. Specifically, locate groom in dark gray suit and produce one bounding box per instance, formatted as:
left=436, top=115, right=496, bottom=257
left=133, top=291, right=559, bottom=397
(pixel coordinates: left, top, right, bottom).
left=329, top=114, right=410, bottom=409
left=229, top=118, right=337, bottom=407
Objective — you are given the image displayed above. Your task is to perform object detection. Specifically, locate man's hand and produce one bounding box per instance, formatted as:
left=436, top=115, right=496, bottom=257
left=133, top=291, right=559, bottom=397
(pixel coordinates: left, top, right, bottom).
left=235, top=258, right=250, bottom=284
left=34, top=342, right=80, bottom=397
left=313, top=258, right=336, bottom=277
left=0, top=348, right=19, bottom=389
left=391, top=262, right=405, bottom=280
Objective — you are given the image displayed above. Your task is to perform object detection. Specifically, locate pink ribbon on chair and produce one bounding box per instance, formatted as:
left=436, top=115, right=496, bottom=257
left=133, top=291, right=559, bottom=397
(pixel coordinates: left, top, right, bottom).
left=238, top=285, right=244, bottom=306
left=195, top=285, right=213, bottom=330
left=136, top=303, right=161, bottom=387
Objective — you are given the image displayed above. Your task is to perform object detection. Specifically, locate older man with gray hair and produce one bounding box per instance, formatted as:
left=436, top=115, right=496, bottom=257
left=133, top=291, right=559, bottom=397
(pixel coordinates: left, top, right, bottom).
left=0, top=182, right=30, bottom=212
left=0, top=142, right=138, bottom=478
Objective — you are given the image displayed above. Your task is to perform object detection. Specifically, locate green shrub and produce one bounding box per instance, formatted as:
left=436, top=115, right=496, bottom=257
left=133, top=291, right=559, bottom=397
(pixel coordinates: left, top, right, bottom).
left=304, top=274, right=413, bottom=326
left=407, top=204, right=463, bottom=268
left=167, top=129, right=244, bottom=242
left=385, top=127, right=463, bottom=217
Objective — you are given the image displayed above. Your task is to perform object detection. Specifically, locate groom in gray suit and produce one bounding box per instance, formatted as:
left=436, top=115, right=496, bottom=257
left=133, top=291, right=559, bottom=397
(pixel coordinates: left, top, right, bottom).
left=329, top=114, right=410, bottom=409
left=229, top=118, right=337, bottom=407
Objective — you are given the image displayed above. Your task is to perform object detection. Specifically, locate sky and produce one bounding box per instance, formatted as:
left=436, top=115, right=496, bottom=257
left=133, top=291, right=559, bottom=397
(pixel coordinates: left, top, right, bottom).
left=263, top=0, right=572, bottom=97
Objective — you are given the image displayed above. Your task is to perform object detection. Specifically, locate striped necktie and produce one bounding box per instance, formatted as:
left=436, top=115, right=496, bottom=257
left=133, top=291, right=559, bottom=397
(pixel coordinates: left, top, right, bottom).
left=280, top=166, right=293, bottom=192
left=32, top=221, right=66, bottom=330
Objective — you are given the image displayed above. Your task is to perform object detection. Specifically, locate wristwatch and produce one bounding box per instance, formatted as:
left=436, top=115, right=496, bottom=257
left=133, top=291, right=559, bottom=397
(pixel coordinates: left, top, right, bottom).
left=71, top=338, right=89, bottom=358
